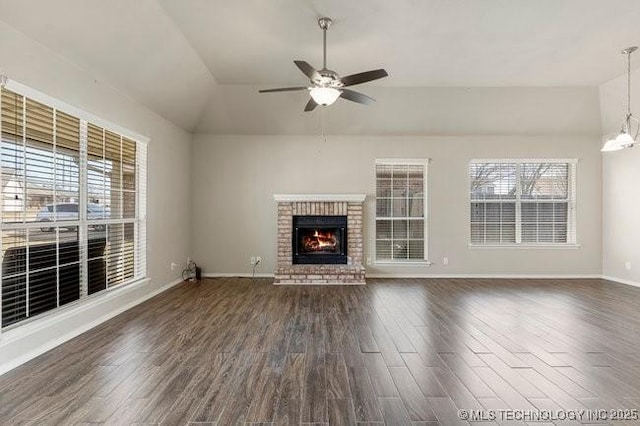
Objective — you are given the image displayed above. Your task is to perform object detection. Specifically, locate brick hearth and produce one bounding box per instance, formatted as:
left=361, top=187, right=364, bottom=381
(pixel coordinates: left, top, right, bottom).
left=273, top=194, right=366, bottom=285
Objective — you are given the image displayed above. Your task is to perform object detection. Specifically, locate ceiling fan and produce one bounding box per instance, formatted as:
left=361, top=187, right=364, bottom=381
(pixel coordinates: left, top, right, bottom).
left=259, top=17, right=388, bottom=111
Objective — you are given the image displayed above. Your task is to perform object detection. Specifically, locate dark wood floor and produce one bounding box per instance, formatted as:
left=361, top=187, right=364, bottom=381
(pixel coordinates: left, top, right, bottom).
left=2, top=278, right=640, bottom=425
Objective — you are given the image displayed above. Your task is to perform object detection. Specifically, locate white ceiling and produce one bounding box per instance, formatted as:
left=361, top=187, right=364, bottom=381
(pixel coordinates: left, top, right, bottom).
left=1, top=0, right=639, bottom=132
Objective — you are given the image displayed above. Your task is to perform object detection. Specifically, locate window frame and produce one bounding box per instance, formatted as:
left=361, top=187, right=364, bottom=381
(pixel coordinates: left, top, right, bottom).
left=469, top=158, right=578, bottom=248
left=0, top=78, right=148, bottom=331
left=375, top=158, right=429, bottom=264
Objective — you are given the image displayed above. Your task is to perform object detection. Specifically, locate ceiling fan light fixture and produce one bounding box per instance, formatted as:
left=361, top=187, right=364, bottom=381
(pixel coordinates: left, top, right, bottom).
left=601, top=135, right=627, bottom=152
left=310, top=87, right=341, bottom=106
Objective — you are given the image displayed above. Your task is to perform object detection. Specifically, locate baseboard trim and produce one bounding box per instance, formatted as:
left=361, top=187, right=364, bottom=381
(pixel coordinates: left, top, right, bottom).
left=0, top=277, right=184, bottom=376
left=365, top=273, right=602, bottom=279
left=273, top=282, right=366, bottom=286
left=202, top=272, right=275, bottom=278
left=601, top=275, right=640, bottom=288
left=201, top=271, right=640, bottom=289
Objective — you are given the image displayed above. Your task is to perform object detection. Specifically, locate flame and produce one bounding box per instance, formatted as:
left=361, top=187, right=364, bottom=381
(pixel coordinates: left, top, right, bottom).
left=303, top=229, right=338, bottom=252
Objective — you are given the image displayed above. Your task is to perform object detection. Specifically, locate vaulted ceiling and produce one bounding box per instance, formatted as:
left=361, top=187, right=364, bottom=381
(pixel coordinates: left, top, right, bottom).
left=1, top=0, right=639, bottom=133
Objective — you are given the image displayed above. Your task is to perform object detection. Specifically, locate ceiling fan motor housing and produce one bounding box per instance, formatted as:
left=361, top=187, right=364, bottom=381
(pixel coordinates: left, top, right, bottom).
left=314, top=69, right=343, bottom=87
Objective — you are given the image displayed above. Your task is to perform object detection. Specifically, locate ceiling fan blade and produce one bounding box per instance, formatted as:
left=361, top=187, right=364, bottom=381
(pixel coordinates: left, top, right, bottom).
left=259, top=87, right=308, bottom=93
left=294, top=60, right=321, bottom=81
left=340, top=89, right=375, bottom=105
left=340, top=69, right=388, bottom=87
left=304, top=98, right=318, bottom=112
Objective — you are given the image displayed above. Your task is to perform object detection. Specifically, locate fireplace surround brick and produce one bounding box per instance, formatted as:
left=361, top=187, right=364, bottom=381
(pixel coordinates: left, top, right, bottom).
left=273, top=195, right=366, bottom=285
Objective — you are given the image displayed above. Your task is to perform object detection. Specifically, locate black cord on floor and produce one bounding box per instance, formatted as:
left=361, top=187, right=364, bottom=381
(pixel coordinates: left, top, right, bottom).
left=252, top=259, right=261, bottom=279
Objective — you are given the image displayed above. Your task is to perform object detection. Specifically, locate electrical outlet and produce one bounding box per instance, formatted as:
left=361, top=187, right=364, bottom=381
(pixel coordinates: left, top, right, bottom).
left=443, top=257, right=449, bottom=265
left=250, top=256, right=257, bottom=266
left=626, top=260, right=632, bottom=270
left=256, top=256, right=261, bottom=265
left=366, top=257, right=372, bottom=265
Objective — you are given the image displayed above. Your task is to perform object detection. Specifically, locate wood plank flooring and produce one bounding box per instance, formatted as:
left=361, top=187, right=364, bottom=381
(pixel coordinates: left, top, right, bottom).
left=2, top=277, right=640, bottom=425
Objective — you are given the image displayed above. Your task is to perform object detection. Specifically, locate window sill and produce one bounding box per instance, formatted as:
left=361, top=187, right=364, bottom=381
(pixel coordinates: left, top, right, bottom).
left=374, top=260, right=433, bottom=266
left=0, top=277, right=150, bottom=337
left=468, top=244, right=580, bottom=250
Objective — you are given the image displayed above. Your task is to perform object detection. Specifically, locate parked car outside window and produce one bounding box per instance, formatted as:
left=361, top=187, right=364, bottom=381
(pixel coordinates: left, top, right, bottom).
left=37, top=203, right=109, bottom=232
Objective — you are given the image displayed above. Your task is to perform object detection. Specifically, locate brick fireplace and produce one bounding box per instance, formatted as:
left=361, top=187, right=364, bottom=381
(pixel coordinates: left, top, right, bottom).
left=273, top=194, right=366, bottom=285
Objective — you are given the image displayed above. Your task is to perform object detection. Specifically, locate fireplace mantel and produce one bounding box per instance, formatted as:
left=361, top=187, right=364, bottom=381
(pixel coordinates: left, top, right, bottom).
left=274, top=194, right=366, bottom=285
left=273, top=194, right=366, bottom=203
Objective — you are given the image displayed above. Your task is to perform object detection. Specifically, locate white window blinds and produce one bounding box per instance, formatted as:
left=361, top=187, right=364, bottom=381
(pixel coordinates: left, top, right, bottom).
left=470, top=160, right=577, bottom=246
left=0, top=86, right=147, bottom=328
left=375, top=160, right=428, bottom=261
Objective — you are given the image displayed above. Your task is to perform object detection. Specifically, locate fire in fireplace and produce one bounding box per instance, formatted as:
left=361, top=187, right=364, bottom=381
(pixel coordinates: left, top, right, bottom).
left=293, top=215, right=347, bottom=264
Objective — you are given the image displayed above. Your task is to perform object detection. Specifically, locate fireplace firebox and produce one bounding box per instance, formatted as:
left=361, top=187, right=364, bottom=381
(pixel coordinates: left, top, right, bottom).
left=292, top=215, right=347, bottom=264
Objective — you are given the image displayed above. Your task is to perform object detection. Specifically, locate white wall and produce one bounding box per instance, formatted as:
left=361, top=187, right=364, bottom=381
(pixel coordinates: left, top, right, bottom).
left=192, top=132, right=602, bottom=277
left=600, top=68, right=640, bottom=285
left=0, top=20, right=191, bottom=372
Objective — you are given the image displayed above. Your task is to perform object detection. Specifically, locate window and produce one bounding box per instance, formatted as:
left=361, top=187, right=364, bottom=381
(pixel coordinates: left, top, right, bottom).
left=375, top=159, right=427, bottom=261
left=470, top=160, right=576, bottom=246
left=1, top=85, right=147, bottom=329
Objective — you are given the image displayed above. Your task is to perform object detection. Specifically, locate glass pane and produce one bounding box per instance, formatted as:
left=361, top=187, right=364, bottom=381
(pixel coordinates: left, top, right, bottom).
left=393, top=220, right=408, bottom=239
left=537, top=203, right=554, bottom=222
left=122, top=162, right=136, bottom=191
left=485, top=224, right=501, bottom=243
left=392, top=178, right=407, bottom=199
left=392, top=164, right=408, bottom=180
left=392, top=198, right=407, bottom=217
left=123, top=191, right=136, bottom=219
left=376, top=179, right=391, bottom=198
left=408, top=196, right=423, bottom=218
left=470, top=162, right=516, bottom=200
left=501, top=223, right=516, bottom=243
left=59, top=226, right=80, bottom=265
left=408, top=240, right=424, bottom=260
left=521, top=163, right=569, bottom=199
left=88, top=258, right=106, bottom=295
left=554, top=224, right=568, bottom=243
left=24, top=98, right=55, bottom=224
left=392, top=240, right=409, bottom=259
left=502, top=203, right=515, bottom=222
left=28, top=234, right=57, bottom=271
left=521, top=203, right=537, bottom=222
left=471, top=203, right=485, bottom=222
left=538, top=223, right=553, bottom=243
left=88, top=232, right=106, bottom=259
left=1, top=274, right=27, bottom=327
left=55, top=146, right=80, bottom=221
left=522, top=223, right=537, bottom=243
left=376, top=240, right=391, bottom=260
left=124, top=223, right=135, bottom=281
left=28, top=268, right=57, bottom=317
left=554, top=202, right=568, bottom=222
left=485, top=203, right=501, bottom=222
left=408, top=220, right=424, bottom=239
left=2, top=229, right=27, bottom=276
left=376, top=164, right=392, bottom=179
left=2, top=135, right=26, bottom=224
left=376, top=198, right=391, bottom=217
left=108, top=190, right=122, bottom=220
left=408, top=178, right=423, bottom=195
left=376, top=220, right=391, bottom=239
left=107, top=223, right=124, bottom=287
left=471, top=223, right=484, bottom=244
left=59, top=263, right=80, bottom=306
